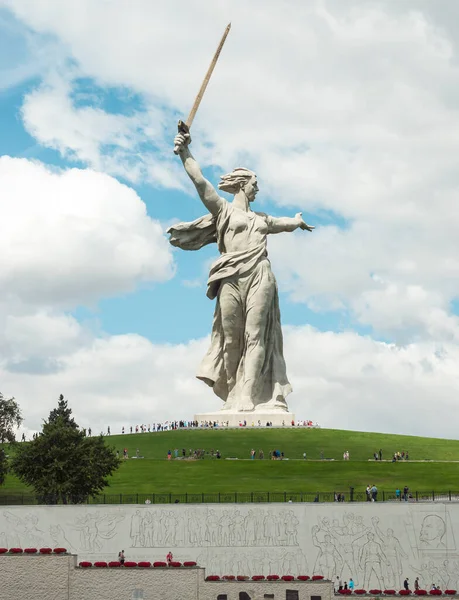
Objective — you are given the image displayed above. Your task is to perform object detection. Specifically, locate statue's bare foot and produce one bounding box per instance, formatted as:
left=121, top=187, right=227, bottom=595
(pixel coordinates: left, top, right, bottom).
left=237, top=397, right=255, bottom=412
left=255, top=400, right=288, bottom=412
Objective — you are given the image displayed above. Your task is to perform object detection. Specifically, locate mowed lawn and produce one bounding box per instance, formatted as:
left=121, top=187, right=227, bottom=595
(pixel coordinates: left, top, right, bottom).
left=1, top=428, right=459, bottom=497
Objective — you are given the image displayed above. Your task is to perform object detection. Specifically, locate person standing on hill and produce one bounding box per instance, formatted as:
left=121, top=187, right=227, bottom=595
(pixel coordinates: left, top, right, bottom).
left=379, top=449, right=383, bottom=461
left=371, top=485, right=378, bottom=501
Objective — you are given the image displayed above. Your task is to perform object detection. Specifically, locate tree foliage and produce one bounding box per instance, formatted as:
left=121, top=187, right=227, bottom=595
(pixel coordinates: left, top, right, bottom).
left=48, top=394, right=77, bottom=429
left=0, top=393, right=23, bottom=443
left=0, top=448, right=8, bottom=486
left=11, top=395, right=120, bottom=504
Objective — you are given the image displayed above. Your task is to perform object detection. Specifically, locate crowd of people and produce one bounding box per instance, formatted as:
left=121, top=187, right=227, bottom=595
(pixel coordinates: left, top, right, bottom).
left=108, top=419, right=320, bottom=434
left=372, top=449, right=410, bottom=461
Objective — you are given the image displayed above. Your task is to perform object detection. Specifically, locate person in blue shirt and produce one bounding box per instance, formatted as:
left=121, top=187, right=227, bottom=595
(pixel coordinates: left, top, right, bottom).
left=349, top=578, right=355, bottom=591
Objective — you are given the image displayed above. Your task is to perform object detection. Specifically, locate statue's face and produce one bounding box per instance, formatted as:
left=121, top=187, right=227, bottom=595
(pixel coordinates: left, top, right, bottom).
left=245, top=176, right=259, bottom=202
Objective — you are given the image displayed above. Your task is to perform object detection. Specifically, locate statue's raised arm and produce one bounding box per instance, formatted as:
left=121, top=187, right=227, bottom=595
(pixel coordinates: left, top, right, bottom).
left=174, top=132, right=223, bottom=216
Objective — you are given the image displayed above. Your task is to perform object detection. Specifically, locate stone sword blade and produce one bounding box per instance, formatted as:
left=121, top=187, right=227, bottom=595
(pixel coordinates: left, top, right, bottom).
left=173, top=23, right=231, bottom=155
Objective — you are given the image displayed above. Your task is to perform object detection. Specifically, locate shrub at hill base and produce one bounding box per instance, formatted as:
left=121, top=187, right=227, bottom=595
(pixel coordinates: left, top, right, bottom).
left=11, top=395, right=120, bottom=504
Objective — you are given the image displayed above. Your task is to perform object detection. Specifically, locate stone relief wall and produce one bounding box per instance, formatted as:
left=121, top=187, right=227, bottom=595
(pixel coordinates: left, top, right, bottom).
left=0, top=503, right=457, bottom=590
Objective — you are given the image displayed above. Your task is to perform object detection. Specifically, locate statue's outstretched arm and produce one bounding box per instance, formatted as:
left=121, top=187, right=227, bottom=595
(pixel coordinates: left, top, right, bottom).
left=174, top=133, right=223, bottom=216
left=269, top=212, right=314, bottom=234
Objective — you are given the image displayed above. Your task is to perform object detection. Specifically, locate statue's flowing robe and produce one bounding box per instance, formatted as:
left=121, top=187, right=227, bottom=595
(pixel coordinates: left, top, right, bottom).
left=167, top=201, right=292, bottom=410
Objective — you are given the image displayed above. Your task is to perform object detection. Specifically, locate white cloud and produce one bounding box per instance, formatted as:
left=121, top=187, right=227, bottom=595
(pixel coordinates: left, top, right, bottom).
left=1, top=0, right=459, bottom=436
left=21, top=74, right=187, bottom=189
left=2, top=0, right=459, bottom=340
left=2, top=319, right=459, bottom=439
left=0, top=156, right=174, bottom=308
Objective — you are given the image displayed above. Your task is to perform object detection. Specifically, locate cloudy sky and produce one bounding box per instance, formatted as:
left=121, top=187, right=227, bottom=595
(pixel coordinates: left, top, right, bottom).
left=1, top=0, right=459, bottom=438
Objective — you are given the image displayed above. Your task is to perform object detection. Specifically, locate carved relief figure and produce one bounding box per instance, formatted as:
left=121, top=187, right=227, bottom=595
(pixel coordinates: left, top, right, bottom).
left=420, top=515, right=446, bottom=550
left=312, top=525, right=337, bottom=580
left=372, top=516, right=408, bottom=588
left=359, top=532, right=389, bottom=590
left=321, top=514, right=367, bottom=578
left=50, top=524, right=75, bottom=553
left=3, top=512, right=45, bottom=548
left=73, top=512, right=124, bottom=553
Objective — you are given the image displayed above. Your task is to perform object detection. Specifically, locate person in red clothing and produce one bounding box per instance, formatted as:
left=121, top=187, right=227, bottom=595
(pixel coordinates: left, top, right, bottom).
left=166, top=551, right=173, bottom=566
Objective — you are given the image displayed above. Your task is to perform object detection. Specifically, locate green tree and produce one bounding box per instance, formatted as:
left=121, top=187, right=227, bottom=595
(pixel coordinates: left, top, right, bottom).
left=0, top=448, right=8, bottom=486
left=48, top=394, right=77, bottom=429
left=0, top=393, right=23, bottom=443
left=11, top=398, right=119, bottom=504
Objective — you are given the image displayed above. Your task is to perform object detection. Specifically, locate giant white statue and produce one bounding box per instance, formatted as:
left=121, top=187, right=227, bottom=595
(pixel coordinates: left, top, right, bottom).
left=169, top=132, right=314, bottom=423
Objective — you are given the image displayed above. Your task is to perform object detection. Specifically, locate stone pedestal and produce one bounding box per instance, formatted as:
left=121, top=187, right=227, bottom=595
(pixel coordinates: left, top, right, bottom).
left=194, top=411, right=295, bottom=427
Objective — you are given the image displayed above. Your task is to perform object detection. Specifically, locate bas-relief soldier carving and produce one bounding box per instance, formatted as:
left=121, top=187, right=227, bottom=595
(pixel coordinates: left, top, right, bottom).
left=372, top=516, right=407, bottom=588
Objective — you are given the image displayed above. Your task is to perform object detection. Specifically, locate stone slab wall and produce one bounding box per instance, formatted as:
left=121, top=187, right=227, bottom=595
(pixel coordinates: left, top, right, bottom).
left=0, top=555, right=333, bottom=600
left=0, top=554, right=73, bottom=600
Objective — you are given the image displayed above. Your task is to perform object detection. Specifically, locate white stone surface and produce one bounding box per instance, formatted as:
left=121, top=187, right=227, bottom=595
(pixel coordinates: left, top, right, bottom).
left=169, top=134, right=314, bottom=415
left=1, top=502, right=458, bottom=591
left=195, top=411, right=296, bottom=427
left=0, top=554, right=333, bottom=600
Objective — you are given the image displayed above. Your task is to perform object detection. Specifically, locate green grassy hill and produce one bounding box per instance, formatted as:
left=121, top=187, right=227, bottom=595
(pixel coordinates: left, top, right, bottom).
left=2, top=427, right=459, bottom=498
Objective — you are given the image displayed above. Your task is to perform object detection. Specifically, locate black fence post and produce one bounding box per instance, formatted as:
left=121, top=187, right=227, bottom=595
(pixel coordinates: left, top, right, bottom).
left=136, top=493, right=138, bottom=504
left=432, top=491, right=435, bottom=502
left=169, top=492, right=172, bottom=504
left=120, top=493, right=122, bottom=503
left=218, top=492, right=220, bottom=503
left=416, top=491, right=418, bottom=502
left=449, top=491, right=451, bottom=501
left=284, top=491, right=287, bottom=502
left=185, top=492, right=188, bottom=503
left=382, top=491, right=385, bottom=502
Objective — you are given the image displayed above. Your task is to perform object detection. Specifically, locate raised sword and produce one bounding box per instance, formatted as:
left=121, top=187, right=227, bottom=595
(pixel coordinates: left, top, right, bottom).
left=173, top=23, right=231, bottom=154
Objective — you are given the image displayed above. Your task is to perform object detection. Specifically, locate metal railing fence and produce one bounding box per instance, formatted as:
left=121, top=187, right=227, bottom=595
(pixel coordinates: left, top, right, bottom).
left=0, top=490, right=458, bottom=505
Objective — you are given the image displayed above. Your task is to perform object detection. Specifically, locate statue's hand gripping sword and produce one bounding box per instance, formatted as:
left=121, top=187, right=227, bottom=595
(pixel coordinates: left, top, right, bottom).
left=173, top=23, right=231, bottom=155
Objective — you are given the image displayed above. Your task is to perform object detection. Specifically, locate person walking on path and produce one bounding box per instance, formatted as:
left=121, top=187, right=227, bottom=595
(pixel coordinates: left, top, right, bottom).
left=118, top=550, right=125, bottom=565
